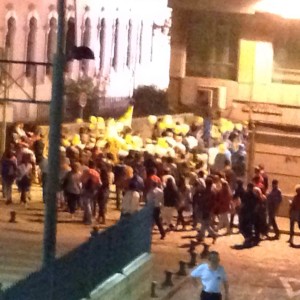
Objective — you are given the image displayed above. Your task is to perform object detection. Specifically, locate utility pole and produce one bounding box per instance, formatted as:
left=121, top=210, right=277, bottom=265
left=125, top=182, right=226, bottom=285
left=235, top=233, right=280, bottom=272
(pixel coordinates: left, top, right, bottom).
left=43, top=0, right=65, bottom=267
left=0, top=48, right=8, bottom=156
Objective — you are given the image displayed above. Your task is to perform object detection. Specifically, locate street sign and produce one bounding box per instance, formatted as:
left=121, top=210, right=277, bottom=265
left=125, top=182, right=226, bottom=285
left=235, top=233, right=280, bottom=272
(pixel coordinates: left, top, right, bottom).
left=78, top=92, right=87, bottom=108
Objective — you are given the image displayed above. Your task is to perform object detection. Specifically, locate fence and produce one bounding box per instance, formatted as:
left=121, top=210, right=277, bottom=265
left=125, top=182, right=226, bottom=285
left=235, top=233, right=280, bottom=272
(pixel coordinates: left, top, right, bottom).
left=2, top=205, right=153, bottom=300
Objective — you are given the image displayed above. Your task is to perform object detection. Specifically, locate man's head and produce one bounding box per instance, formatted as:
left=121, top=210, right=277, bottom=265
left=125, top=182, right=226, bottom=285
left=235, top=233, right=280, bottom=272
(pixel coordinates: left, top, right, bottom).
left=208, top=251, right=220, bottom=268
left=272, top=179, right=278, bottom=189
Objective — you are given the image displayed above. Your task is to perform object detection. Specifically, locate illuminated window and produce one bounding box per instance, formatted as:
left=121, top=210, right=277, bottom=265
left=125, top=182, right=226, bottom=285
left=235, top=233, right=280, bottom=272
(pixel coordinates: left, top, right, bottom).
left=46, top=17, right=57, bottom=75
left=81, top=17, right=91, bottom=74
left=5, top=17, right=16, bottom=59
left=112, top=18, right=119, bottom=69
left=126, top=20, right=133, bottom=68
left=273, top=23, right=300, bottom=84
left=26, top=17, right=37, bottom=77
left=186, top=13, right=239, bottom=80
left=99, top=18, right=105, bottom=70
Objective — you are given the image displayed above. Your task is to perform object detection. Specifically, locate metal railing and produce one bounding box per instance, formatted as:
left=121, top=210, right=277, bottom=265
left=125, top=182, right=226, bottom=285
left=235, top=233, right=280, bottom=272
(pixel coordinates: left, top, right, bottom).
left=2, top=205, right=153, bottom=300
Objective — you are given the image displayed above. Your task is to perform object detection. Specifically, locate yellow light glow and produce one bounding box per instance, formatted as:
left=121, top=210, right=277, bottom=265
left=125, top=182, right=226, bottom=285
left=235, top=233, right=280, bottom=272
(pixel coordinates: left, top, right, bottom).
left=256, top=0, right=300, bottom=19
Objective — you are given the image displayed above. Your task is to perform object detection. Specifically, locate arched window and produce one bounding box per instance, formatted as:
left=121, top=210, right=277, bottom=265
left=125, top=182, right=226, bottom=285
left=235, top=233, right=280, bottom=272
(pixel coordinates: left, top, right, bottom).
left=112, top=18, right=119, bottom=69
left=46, top=17, right=57, bottom=75
left=126, top=20, right=133, bottom=68
left=150, top=23, right=155, bottom=62
left=139, top=21, right=143, bottom=64
left=99, top=18, right=105, bottom=70
left=5, top=17, right=16, bottom=59
left=26, top=17, right=37, bottom=77
left=65, top=17, right=75, bottom=71
left=81, top=17, right=91, bottom=74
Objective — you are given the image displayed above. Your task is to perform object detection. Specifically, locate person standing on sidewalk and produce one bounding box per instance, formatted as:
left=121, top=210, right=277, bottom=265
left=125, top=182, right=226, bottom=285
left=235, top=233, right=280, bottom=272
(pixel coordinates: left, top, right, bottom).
left=191, top=251, right=229, bottom=300
left=146, top=181, right=166, bottom=240
left=266, top=179, right=282, bottom=239
left=288, top=185, right=300, bottom=246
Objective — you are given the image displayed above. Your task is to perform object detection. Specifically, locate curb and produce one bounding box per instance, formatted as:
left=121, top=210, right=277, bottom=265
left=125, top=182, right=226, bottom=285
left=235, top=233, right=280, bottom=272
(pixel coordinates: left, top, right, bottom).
left=158, top=275, right=190, bottom=300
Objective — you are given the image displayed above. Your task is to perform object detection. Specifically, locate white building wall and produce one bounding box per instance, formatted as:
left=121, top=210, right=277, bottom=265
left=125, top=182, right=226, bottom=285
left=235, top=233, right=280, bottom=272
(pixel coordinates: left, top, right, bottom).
left=0, top=0, right=171, bottom=122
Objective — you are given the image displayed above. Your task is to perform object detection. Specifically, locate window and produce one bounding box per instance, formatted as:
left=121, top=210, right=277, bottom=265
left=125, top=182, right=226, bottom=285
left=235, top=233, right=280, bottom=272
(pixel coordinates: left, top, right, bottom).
left=46, top=17, right=57, bottom=75
left=112, top=18, right=119, bottom=69
left=99, top=18, right=105, bottom=70
left=126, top=20, right=133, bottom=68
left=81, top=17, right=91, bottom=74
left=5, top=17, right=16, bottom=59
left=26, top=17, right=37, bottom=77
left=186, top=13, right=239, bottom=80
left=273, top=22, right=300, bottom=84
left=139, top=21, right=143, bottom=64
left=65, top=17, right=75, bottom=72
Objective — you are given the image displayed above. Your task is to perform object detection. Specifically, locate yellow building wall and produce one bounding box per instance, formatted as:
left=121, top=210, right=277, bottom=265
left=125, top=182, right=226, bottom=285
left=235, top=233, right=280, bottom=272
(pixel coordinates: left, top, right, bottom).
left=238, top=39, right=300, bottom=107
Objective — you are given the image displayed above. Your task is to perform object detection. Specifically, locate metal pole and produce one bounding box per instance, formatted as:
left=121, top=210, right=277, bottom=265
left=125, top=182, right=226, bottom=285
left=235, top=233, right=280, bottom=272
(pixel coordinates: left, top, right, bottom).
left=0, top=49, right=8, bottom=156
left=43, top=0, right=65, bottom=267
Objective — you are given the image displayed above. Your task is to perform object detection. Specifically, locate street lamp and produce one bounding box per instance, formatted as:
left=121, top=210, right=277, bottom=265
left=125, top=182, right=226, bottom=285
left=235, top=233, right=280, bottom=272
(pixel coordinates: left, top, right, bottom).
left=43, top=0, right=94, bottom=268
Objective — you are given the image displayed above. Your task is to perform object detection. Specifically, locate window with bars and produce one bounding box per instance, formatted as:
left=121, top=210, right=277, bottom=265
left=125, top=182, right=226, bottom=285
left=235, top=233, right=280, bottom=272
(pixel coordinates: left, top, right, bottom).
left=112, top=18, right=119, bottom=70
left=81, top=17, right=91, bottom=74
left=126, top=20, right=133, bottom=68
left=26, top=17, right=37, bottom=78
left=5, top=16, right=16, bottom=60
left=46, top=17, right=57, bottom=75
left=99, top=18, right=105, bottom=70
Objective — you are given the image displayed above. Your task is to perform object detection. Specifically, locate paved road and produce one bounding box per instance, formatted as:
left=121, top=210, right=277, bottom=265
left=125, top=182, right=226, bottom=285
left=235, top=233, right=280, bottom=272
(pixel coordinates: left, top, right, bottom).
left=1, top=184, right=300, bottom=300
left=169, top=232, right=300, bottom=300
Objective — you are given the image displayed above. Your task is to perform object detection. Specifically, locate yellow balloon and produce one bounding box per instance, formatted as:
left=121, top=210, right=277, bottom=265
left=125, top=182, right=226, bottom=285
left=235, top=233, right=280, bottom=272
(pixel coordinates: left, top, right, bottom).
left=97, top=117, right=104, bottom=124
left=174, top=125, right=182, bottom=135
left=76, top=118, right=83, bottom=124
left=163, top=115, right=173, bottom=128
left=157, top=137, right=169, bottom=148
left=89, top=124, right=96, bottom=130
left=148, top=115, right=157, bottom=125
left=116, top=122, right=124, bottom=132
left=158, top=122, right=166, bottom=130
left=194, top=116, right=204, bottom=125
left=72, top=134, right=81, bottom=146
left=89, top=116, right=97, bottom=124
left=181, top=124, right=190, bottom=135
left=235, top=123, right=243, bottom=131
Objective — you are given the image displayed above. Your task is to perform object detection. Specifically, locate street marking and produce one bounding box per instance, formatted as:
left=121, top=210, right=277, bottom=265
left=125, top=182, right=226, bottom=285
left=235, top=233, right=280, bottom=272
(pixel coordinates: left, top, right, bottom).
left=280, top=277, right=300, bottom=298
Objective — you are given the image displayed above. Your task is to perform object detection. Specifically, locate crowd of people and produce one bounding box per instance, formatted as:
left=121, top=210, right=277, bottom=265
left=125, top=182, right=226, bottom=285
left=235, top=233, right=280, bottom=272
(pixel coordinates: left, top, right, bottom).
left=1, top=115, right=299, bottom=247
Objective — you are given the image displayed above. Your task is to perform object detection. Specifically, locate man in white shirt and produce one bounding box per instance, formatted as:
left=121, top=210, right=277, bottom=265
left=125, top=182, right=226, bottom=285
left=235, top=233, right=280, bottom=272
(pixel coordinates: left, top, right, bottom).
left=191, top=251, right=229, bottom=300
left=121, top=181, right=140, bottom=217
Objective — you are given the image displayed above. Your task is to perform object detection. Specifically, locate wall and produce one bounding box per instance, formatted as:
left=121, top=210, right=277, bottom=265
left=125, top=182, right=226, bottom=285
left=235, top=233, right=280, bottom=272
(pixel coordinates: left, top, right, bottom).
left=168, top=7, right=300, bottom=122
left=0, top=0, right=171, bottom=122
left=85, top=253, right=153, bottom=300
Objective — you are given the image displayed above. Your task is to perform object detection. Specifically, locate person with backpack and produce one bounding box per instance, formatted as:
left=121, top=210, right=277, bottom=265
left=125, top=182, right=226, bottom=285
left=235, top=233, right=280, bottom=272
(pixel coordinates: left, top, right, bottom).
left=1, top=150, right=17, bottom=204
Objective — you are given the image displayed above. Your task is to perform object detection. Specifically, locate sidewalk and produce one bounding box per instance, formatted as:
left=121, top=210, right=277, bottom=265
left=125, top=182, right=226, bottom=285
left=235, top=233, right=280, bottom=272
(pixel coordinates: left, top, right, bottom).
left=0, top=183, right=298, bottom=298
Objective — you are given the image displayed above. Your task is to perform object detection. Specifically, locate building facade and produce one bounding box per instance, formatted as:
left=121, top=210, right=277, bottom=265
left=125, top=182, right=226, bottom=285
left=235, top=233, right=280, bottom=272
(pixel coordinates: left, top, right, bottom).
left=0, top=0, right=171, bottom=122
left=168, top=0, right=300, bottom=126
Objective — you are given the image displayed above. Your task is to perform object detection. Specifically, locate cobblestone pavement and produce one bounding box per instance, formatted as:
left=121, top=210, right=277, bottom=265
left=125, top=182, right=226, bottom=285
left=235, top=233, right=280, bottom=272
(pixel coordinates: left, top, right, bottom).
left=1, top=184, right=300, bottom=300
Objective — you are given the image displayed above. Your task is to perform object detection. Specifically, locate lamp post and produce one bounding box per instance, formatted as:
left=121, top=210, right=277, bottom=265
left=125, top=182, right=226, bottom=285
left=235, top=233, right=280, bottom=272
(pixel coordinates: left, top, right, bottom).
left=43, top=0, right=95, bottom=268
left=43, top=0, right=65, bottom=267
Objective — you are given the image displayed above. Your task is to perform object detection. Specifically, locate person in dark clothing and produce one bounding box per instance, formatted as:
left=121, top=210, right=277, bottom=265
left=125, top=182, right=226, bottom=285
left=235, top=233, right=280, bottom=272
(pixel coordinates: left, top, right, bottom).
left=239, top=183, right=259, bottom=247
left=266, top=180, right=282, bottom=239
left=288, top=185, right=300, bottom=246
left=97, top=165, right=109, bottom=224
left=197, top=178, right=218, bottom=243
left=163, top=178, right=179, bottom=230
left=1, top=150, right=17, bottom=204
left=230, top=179, right=245, bottom=229
left=32, top=134, right=45, bottom=165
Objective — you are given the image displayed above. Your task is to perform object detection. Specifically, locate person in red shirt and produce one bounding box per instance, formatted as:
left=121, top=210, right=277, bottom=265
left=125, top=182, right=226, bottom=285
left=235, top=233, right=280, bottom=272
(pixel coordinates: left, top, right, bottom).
left=288, top=185, right=300, bottom=246
left=215, top=180, right=232, bottom=235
